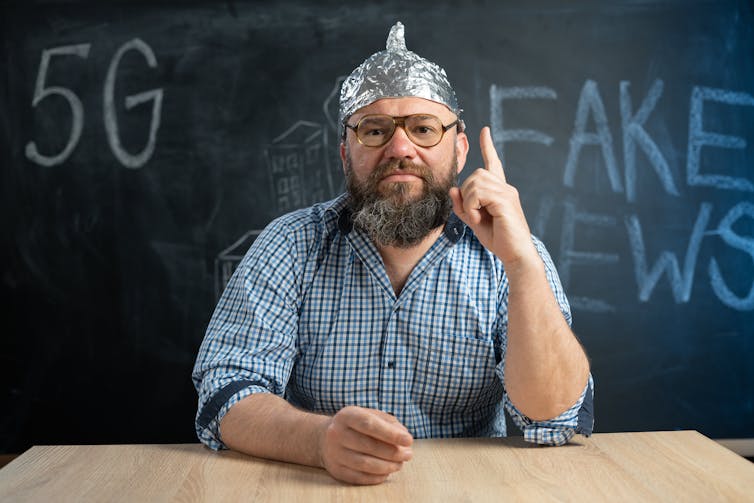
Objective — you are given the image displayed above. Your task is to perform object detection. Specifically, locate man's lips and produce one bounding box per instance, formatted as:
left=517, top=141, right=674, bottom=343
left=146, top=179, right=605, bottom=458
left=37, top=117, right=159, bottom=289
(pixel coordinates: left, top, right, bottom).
left=380, top=172, right=424, bottom=183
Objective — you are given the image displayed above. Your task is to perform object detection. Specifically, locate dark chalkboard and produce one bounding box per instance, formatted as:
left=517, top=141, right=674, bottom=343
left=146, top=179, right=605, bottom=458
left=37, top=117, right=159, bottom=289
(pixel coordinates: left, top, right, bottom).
left=2, top=0, right=753, bottom=454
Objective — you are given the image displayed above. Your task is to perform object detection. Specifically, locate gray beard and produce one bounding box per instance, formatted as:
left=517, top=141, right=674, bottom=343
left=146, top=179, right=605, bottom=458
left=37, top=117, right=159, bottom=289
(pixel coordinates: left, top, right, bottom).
left=346, top=157, right=456, bottom=248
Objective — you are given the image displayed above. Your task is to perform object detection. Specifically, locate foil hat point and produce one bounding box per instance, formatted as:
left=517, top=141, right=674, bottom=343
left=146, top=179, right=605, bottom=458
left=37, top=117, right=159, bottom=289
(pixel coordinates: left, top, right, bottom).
left=338, top=22, right=460, bottom=132
left=386, top=22, right=406, bottom=52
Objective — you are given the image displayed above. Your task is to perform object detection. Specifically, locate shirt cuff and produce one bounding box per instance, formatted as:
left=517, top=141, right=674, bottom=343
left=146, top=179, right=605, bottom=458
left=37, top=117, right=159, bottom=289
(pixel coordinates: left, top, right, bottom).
left=195, top=381, right=271, bottom=450
left=507, top=374, right=594, bottom=446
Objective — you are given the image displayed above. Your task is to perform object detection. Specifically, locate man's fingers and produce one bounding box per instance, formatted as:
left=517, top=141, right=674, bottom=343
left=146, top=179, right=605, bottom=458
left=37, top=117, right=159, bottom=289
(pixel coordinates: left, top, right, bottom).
left=329, top=463, right=392, bottom=486
left=371, top=409, right=403, bottom=425
left=449, top=187, right=465, bottom=215
left=346, top=408, right=413, bottom=446
left=341, top=427, right=413, bottom=462
left=322, top=407, right=413, bottom=485
left=339, top=447, right=405, bottom=476
left=450, top=186, right=483, bottom=226
left=480, top=126, right=506, bottom=182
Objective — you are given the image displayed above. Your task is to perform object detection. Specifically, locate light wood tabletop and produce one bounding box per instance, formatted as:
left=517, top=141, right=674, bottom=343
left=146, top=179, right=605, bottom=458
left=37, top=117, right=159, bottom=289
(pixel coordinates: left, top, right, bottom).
left=0, top=431, right=752, bottom=502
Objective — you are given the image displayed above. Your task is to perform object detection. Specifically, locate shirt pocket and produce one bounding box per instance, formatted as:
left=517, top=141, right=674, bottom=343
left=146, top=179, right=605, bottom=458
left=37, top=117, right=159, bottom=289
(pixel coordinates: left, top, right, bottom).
left=412, top=331, right=502, bottom=417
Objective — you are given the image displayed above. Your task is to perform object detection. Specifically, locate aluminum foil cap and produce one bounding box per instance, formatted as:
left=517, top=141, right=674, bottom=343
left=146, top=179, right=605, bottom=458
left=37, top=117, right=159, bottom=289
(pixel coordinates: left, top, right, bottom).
left=338, top=22, right=460, bottom=130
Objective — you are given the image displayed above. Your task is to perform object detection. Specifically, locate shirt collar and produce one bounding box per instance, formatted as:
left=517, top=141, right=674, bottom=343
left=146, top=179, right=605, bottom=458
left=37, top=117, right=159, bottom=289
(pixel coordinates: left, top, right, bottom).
left=443, top=213, right=465, bottom=243
left=322, top=193, right=352, bottom=237
left=331, top=194, right=466, bottom=244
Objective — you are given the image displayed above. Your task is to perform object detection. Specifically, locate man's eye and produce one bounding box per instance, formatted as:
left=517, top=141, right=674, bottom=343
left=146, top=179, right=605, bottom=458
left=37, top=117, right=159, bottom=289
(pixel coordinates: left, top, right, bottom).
left=412, top=125, right=437, bottom=135
left=363, top=128, right=386, bottom=136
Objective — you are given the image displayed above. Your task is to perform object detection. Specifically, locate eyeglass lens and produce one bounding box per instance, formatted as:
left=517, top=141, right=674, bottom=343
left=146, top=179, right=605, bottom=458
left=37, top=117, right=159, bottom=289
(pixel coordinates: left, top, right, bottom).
left=356, top=114, right=445, bottom=147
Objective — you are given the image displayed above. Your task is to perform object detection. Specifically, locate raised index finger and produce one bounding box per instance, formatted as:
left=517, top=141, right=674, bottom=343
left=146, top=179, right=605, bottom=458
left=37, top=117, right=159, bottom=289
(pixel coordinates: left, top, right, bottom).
left=480, top=126, right=506, bottom=182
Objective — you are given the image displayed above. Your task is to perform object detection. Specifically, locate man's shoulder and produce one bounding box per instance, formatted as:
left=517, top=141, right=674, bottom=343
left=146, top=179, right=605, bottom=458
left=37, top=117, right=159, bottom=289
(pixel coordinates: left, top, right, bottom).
left=268, top=194, right=349, bottom=236
left=452, top=221, right=492, bottom=257
left=242, top=195, right=349, bottom=267
left=453, top=224, right=557, bottom=279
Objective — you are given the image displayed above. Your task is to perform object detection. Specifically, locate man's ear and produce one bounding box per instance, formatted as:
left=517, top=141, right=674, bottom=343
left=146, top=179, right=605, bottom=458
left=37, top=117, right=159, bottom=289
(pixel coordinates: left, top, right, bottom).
left=455, top=131, right=470, bottom=174
left=340, top=141, right=347, bottom=174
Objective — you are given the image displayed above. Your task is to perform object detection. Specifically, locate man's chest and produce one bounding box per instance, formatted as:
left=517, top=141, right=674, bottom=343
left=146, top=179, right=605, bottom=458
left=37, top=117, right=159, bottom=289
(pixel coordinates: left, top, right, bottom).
left=288, top=255, right=504, bottom=414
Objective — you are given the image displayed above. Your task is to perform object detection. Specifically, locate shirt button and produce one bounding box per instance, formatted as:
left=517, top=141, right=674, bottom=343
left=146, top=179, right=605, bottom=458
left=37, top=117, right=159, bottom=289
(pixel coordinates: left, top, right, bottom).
left=387, top=361, right=395, bottom=369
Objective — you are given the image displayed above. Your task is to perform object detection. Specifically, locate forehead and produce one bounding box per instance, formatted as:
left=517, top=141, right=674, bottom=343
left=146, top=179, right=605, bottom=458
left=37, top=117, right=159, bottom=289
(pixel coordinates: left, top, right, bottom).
left=350, top=97, right=455, bottom=121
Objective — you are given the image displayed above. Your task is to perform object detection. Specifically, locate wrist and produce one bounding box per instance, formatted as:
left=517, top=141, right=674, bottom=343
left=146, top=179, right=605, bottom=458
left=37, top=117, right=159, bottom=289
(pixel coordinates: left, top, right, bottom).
left=502, top=247, right=542, bottom=279
left=314, top=416, right=333, bottom=469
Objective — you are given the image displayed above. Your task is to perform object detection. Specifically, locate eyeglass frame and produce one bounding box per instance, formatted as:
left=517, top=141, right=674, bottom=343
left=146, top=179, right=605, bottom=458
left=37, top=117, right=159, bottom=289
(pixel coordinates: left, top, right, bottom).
left=343, top=113, right=465, bottom=148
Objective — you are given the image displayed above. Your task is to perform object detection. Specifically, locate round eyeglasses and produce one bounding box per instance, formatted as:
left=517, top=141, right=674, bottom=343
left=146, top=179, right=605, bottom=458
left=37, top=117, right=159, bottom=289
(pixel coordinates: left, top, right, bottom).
left=344, top=114, right=460, bottom=148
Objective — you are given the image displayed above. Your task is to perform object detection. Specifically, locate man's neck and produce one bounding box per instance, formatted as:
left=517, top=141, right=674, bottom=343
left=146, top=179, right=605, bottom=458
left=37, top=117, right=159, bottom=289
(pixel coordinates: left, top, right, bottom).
left=377, top=226, right=444, bottom=297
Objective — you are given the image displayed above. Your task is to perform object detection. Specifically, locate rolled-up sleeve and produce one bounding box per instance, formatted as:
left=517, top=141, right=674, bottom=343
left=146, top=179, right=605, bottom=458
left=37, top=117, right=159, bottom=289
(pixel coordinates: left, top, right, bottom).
left=506, top=374, right=594, bottom=445
left=191, top=221, right=301, bottom=450
left=497, top=236, right=594, bottom=445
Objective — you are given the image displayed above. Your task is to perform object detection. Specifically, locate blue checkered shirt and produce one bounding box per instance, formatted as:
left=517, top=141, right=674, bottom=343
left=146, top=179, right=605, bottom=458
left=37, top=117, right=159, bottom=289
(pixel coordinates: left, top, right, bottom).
left=193, top=194, right=594, bottom=450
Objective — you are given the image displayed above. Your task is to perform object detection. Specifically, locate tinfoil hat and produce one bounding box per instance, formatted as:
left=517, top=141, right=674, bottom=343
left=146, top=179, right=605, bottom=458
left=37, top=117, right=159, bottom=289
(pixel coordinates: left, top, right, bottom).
left=338, top=22, right=461, bottom=133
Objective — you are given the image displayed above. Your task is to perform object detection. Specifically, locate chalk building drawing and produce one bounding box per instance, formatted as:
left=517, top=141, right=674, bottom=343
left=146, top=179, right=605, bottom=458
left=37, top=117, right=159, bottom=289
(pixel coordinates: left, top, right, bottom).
left=265, top=121, right=330, bottom=213
left=214, top=230, right=263, bottom=301
left=215, top=78, right=346, bottom=300
left=263, top=77, right=346, bottom=215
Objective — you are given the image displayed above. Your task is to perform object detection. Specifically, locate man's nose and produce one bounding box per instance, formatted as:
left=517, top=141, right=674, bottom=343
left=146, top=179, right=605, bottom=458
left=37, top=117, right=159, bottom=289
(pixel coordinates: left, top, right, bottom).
left=383, top=125, right=417, bottom=159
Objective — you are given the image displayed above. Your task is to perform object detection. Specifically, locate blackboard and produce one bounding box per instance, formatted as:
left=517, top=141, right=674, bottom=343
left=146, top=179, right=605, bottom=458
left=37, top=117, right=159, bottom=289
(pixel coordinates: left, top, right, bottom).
left=2, top=0, right=753, bottom=454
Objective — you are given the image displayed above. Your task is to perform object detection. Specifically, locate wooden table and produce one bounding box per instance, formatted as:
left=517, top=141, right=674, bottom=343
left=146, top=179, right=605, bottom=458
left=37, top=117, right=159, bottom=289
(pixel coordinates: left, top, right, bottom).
left=1, top=431, right=752, bottom=502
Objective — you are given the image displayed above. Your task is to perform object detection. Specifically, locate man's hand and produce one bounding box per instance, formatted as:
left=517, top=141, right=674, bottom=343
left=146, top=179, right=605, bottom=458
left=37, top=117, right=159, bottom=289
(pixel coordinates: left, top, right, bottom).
left=317, top=406, right=414, bottom=485
left=449, top=127, right=538, bottom=268
left=450, top=127, right=591, bottom=422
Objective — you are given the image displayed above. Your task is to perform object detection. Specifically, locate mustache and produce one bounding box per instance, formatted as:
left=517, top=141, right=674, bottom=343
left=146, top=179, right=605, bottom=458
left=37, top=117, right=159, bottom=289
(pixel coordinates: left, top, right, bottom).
left=368, top=159, right=434, bottom=184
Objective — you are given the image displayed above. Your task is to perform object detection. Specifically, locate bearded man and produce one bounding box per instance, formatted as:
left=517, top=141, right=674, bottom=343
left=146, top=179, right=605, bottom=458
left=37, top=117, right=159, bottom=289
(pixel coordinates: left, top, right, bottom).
left=193, top=22, right=594, bottom=485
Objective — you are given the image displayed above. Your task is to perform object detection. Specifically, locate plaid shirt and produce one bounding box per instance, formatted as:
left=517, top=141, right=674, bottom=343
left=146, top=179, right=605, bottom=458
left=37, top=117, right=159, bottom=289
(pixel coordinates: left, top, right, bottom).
left=193, top=194, right=594, bottom=450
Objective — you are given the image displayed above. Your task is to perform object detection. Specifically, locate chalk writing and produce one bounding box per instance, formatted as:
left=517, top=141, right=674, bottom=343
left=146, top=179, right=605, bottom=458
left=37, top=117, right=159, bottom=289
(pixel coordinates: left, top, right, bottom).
left=103, top=38, right=163, bottom=169
left=25, top=39, right=162, bottom=169
left=558, top=198, right=620, bottom=313
left=490, top=80, right=754, bottom=311
left=687, top=86, right=754, bottom=192
left=625, top=203, right=711, bottom=303
left=620, top=79, right=679, bottom=203
left=489, top=85, right=557, bottom=167
left=25, top=44, right=91, bottom=167
left=709, top=202, right=754, bottom=310
left=564, top=80, right=623, bottom=193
